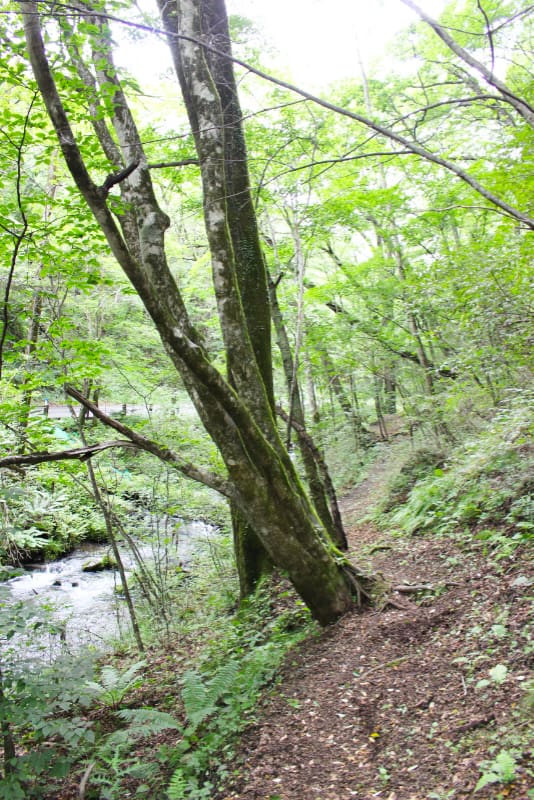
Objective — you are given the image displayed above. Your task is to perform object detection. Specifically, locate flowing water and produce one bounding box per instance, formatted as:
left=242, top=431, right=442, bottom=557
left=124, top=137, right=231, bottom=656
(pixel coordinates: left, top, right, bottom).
left=2, top=519, right=216, bottom=661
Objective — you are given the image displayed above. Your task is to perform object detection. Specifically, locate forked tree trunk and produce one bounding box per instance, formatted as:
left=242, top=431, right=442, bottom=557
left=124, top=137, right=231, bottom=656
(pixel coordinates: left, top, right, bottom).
left=21, top=0, right=376, bottom=624
left=196, top=0, right=274, bottom=594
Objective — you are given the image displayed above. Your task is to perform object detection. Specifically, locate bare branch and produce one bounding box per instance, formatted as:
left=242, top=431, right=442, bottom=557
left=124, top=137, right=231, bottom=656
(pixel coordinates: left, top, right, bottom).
left=100, top=160, right=140, bottom=196
left=261, top=151, right=415, bottom=187
left=64, top=386, right=235, bottom=498
left=490, top=4, right=534, bottom=36
left=476, top=0, right=495, bottom=73
left=0, top=440, right=138, bottom=469
left=148, top=158, right=199, bottom=169
left=400, top=0, right=534, bottom=127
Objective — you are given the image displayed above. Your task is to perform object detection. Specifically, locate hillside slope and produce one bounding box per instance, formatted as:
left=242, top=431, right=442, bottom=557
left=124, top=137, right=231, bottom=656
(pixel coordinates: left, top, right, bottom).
left=222, top=442, right=533, bottom=800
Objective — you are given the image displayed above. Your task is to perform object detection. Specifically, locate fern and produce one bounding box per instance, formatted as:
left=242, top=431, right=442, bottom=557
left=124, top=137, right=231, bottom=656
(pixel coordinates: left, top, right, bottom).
left=206, top=659, right=240, bottom=703
left=85, top=660, right=146, bottom=709
left=167, top=768, right=188, bottom=800
left=181, top=669, right=212, bottom=729
left=105, top=716, right=176, bottom=748
left=115, top=707, right=181, bottom=735
left=181, top=659, right=241, bottom=731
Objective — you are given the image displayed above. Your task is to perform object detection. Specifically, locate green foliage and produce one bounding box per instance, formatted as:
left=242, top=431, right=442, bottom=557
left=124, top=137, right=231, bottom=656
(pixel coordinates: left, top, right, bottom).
left=0, top=602, right=97, bottom=798
left=0, top=466, right=108, bottom=562
left=83, top=708, right=181, bottom=800
left=474, top=749, right=518, bottom=792
left=85, top=660, right=146, bottom=710
left=476, top=663, right=508, bottom=690
left=384, top=392, right=534, bottom=553
left=181, top=660, right=239, bottom=730
left=165, top=584, right=315, bottom=799
left=2, top=1, right=534, bottom=795
left=382, top=448, right=445, bottom=512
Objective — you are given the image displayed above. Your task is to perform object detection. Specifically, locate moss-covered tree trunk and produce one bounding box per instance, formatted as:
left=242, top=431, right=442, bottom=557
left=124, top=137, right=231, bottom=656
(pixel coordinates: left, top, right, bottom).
left=199, top=0, right=275, bottom=595
left=21, top=0, right=377, bottom=625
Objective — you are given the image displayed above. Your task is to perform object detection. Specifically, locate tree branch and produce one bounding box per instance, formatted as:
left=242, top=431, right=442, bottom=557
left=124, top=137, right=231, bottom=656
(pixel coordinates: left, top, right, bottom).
left=64, top=386, right=235, bottom=498
left=476, top=0, right=495, bottom=74
left=0, top=94, right=36, bottom=379
left=0, top=440, right=138, bottom=469
left=21, top=1, right=534, bottom=229
left=400, top=0, right=534, bottom=127
left=100, top=160, right=140, bottom=196
left=147, top=158, right=199, bottom=169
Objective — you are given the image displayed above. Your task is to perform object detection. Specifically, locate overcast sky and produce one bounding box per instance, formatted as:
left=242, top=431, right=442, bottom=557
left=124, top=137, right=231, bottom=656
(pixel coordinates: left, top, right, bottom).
left=116, top=0, right=447, bottom=91
left=226, top=0, right=448, bottom=88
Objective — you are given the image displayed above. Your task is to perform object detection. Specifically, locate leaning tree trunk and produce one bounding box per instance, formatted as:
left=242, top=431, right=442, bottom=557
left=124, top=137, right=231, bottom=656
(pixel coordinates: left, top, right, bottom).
left=20, top=0, right=376, bottom=624
left=194, top=0, right=275, bottom=594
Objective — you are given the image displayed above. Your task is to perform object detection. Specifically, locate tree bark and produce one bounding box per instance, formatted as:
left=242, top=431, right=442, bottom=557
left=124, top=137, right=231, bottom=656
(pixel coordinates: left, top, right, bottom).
left=200, top=0, right=276, bottom=592
left=269, top=275, right=347, bottom=549
left=20, top=0, right=375, bottom=624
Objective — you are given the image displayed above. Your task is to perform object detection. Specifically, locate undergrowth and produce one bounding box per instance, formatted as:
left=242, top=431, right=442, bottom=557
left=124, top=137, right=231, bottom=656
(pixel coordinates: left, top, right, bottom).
left=163, top=582, right=316, bottom=799
left=5, top=392, right=534, bottom=799
left=380, top=391, right=534, bottom=555
left=0, top=531, right=315, bottom=800
left=78, top=578, right=315, bottom=800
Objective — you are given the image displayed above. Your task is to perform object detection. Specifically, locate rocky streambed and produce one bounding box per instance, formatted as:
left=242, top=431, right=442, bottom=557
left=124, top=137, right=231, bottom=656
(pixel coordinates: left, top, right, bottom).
left=1, top=519, right=216, bottom=660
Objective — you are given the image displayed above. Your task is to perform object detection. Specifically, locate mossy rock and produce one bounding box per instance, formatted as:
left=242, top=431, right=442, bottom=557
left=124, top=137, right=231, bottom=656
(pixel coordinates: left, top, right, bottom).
left=82, top=554, right=117, bottom=572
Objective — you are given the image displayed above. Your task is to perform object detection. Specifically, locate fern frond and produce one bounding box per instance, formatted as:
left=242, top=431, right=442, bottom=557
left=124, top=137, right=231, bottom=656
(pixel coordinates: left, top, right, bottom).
left=117, top=660, right=146, bottom=685
left=116, top=707, right=181, bottom=732
left=167, top=767, right=188, bottom=800
left=206, top=659, right=240, bottom=704
left=181, top=670, right=212, bottom=728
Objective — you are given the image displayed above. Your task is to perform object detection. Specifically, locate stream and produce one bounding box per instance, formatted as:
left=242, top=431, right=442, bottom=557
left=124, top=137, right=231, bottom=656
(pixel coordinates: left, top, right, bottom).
left=2, top=518, right=216, bottom=662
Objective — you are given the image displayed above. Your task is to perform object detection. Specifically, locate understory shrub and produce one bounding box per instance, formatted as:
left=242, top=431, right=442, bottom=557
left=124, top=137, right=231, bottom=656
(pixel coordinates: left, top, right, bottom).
left=381, top=447, right=446, bottom=512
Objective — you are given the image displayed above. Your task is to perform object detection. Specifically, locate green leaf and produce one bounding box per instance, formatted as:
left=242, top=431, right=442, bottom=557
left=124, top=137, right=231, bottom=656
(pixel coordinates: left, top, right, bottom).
left=489, top=664, right=508, bottom=685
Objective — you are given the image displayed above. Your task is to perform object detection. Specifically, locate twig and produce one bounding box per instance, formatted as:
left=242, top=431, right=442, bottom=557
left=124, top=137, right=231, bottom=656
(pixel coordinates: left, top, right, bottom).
left=393, top=583, right=435, bottom=593
left=455, top=713, right=495, bottom=736
left=79, top=761, right=95, bottom=799
left=148, top=158, right=199, bottom=169
left=360, top=655, right=411, bottom=677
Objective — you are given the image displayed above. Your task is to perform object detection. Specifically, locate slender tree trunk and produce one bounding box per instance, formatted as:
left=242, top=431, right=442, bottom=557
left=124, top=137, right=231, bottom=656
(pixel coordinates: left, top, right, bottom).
left=277, top=405, right=347, bottom=549
left=74, top=411, right=145, bottom=652
left=319, top=350, right=369, bottom=448
left=383, top=372, right=397, bottom=415
left=0, top=665, right=16, bottom=777
left=18, top=168, right=58, bottom=450
left=269, top=276, right=347, bottom=548
left=305, top=356, right=321, bottom=427
left=373, top=373, right=388, bottom=441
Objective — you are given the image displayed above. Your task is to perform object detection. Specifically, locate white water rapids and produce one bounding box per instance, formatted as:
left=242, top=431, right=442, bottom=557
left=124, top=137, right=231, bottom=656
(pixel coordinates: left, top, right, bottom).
left=2, top=519, right=216, bottom=660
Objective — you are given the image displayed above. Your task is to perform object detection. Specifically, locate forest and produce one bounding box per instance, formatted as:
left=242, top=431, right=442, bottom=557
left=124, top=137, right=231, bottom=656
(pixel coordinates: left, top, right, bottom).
left=0, top=0, right=533, bottom=797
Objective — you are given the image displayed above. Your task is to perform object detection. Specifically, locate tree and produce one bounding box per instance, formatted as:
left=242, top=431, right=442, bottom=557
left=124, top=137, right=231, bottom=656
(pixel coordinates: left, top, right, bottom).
left=18, top=0, right=374, bottom=625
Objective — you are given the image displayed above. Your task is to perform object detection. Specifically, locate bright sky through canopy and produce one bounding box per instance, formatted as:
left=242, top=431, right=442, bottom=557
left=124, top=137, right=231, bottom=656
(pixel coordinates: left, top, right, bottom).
left=116, top=0, right=447, bottom=90
left=227, top=0, right=448, bottom=88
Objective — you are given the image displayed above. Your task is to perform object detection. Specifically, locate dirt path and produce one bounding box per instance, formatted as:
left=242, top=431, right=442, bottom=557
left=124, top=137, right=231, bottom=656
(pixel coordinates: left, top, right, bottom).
left=222, top=444, right=533, bottom=800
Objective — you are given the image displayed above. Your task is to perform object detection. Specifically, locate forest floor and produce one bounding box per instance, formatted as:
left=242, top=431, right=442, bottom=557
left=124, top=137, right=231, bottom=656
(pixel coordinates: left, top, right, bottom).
left=40, top=439, right=533, bottom=800
left=220, top=442, right=534, bottom=800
